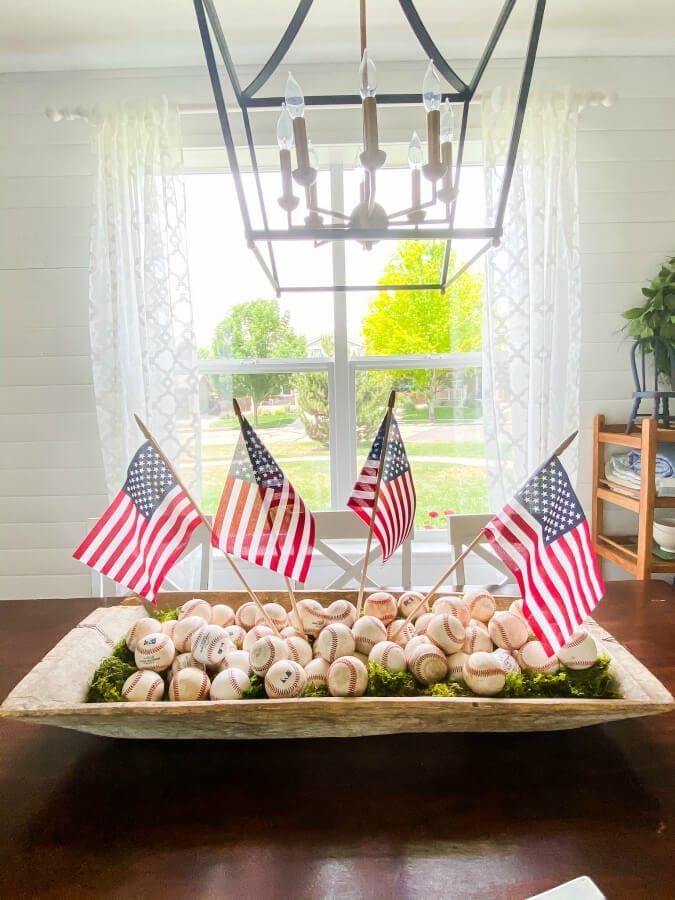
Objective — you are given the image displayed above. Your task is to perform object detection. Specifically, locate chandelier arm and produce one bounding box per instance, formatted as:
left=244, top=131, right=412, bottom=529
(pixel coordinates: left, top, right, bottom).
left=397, top=0, right=469, bottom=95
left=249, top=227, right=500, bottom=241
left=441, top=239, right=493, bottom=293
left=469, top=0, right=518, bottom=96
left=311, top=207, right=351, bottom=221
left=194, top=0, right=251, bottom=235
left=494, top=0, right=546, bottom=233
left=201, top=0, right=243, bottom=100
left=240, top=105, right=281, bottom=289
left=248, top=242, right=282, bottom=298
left=388, top=198, right=436, bottom=220
left=440, top=98, right=470, bottom=286
left=241, top=0, right=315, bottom=99
left=278, top=283, right=447, bottom=294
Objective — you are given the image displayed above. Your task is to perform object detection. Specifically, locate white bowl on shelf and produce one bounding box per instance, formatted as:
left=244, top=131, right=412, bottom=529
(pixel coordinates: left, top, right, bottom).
left=653, top=518, right=675, bottom=552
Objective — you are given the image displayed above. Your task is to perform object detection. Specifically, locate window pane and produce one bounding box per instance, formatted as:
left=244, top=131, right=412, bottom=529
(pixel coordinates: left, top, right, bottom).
left=355, top=372, right=488, bottom=530
left=199, top=372, right=331, bottom=514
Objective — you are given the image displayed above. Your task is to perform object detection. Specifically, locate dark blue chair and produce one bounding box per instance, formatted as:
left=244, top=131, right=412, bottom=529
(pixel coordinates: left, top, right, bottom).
left=626, top=336, right=675, bottom=433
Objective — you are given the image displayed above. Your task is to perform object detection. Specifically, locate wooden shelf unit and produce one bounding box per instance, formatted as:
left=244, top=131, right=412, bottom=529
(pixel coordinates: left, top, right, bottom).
left=592, top=414, right=675, bottom=579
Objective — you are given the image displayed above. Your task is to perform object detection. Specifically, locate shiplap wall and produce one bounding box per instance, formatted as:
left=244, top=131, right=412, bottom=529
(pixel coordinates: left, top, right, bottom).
left=1, top=57, right=673, bottom=598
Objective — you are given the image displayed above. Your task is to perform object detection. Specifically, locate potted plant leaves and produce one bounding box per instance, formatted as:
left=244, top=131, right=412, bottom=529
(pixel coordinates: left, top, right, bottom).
left=622, top=255, right=675, bottom=383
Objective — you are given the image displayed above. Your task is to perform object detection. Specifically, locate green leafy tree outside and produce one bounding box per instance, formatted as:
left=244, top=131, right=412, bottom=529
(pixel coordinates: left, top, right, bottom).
left=211, top=298, right=306, bottom=425
left=361, top=241, right=483, bottom=420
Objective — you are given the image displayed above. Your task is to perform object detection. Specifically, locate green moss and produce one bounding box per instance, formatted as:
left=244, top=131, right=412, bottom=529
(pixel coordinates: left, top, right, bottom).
left=156, top=607, right=180, bottom=623
left=367, top=662, right=420, bottom=697
left=110, top=638, right=135, bottom=665
left=303, top=683, right=330, bottom=698
left=500, top=656, right=620, bottom=699
left=241, top=673, right=267, bottom=699
left=424, top=681, right=473, bottom=698
left=87, top=656, right=137, bottom=703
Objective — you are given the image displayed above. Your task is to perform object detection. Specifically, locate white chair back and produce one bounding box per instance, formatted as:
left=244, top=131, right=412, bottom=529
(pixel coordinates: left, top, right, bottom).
left=447, top=513, right=515, bottom=586
left=307, top=510, right=413, bottom=590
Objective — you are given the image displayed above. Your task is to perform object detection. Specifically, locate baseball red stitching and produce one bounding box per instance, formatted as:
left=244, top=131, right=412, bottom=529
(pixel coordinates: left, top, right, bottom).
left=564, top=631, right=589, bottom=649
left=228, top=668, right=244, bottom=696
left=465, top=663, right=505, bottom=678
left=411, top=648, right=445, bottom=680
left=136, top=635, right=169, bottom=655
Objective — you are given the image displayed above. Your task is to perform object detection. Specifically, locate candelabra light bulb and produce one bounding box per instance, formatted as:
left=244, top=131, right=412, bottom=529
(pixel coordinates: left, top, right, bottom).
left=359, top=49, right=378, bottom=99
left=408, top=131, right=423, bottom=169
left=440, top=98, right=455, bottom=143
left=308, top=141, right=319, bottom=170
left=285, top=72, right=305, bottom=118
left=276, top=103, right=294, bottom=149
left=423, top=60, right=442, bottom=112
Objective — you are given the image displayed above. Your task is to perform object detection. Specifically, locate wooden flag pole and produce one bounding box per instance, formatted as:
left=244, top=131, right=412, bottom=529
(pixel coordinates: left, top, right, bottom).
left=134, top=414, right=279, bottom=634
left=231, top=400, right=307, bottom=637
left=356, top=390, right=397, bottom=618
left=400, top=429, right=581, bottom=620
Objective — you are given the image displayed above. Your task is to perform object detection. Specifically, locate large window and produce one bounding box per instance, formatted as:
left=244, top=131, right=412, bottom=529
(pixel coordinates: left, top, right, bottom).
left=185, top=162, right=488, bottom=534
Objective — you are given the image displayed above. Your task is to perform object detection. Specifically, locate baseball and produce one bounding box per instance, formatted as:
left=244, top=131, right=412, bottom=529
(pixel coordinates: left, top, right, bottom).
left=425, top=613, right=466, bottom=654
left=291, top=598, right=326, bottom=637
left=249, top=635, right=289, bottom=677
left=168, top=666, right=210, bottom=701
left=161, top=619, right=178, bottom=641
left=172, top=616, right=207, bottom=653
left=191, top=625, right=235, bottom=668
left=304, top=657, right=330, bottom=689
left=387, top=619, right=415, bottom=647
left=255, top=602, right=289, bottom=630
left=352, top=615, right=387, bottom=655
left=398, top=591, right=428, bottom=620
left=235, top=601, right=259, bottom=630
left=404, top=635, right=432, bottom=662
left=414, top=612, right=435, bottom=635
left=407, top=643, right=448, bottom=685
left=516, top=640, right=560, bottom=674
left=171, top=652, right=203, bottom=676
left=134, top=632, right=175, bottom=672
left=242, top=624, right=275, bottom=652
left=363, top=591, right=398, bottom=625
left=178, top=598, right=212, bottom=624
left=126, top=617, right=162, bottom=651
left=488, top=611, right=529, bottom=652
left=369, top=640, right=407, bottom=673
left=432, top=595, right=471, bottom=626
left=223, top=624, right=246, bottom=648
left=327, top=656, right=369, bottom=697
left=280, top=625, right=306, bottom=639
left=316, top=623, right=356, bottom=663
left=121, top=670, right=164, bottom=702
left=509, top=598, right=526, bottom=621
left=492, top=647, right=521, bottom=674
left=463, top=651, right=507, bottom=696
left=210, top=604, right=236, bottom=628
left=446, top=651, right=468, bottom=683
left=463, top=623, right=494, bottom=655
left=220, top=649, right=251, bottom=675
left=557, top=629, right=599, bottom=670
left=210, top=667, right=250, bottom=700
left=319, top=599, right=358, bottom=628
left=463, top=588, right=497, bottom=623
left=284, top=635, right=313, bottom=668
left=265, top=660, right=307, bottom=699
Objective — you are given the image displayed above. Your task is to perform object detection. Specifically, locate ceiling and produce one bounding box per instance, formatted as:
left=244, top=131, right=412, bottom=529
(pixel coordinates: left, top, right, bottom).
left=1, top=1, right=674, bottom=73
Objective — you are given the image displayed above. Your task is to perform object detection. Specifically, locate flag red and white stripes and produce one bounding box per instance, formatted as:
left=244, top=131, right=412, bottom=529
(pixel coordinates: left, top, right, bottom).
left=483, top=455, right=605, bottom=655
left=348, top=414, right=416, bottom=561
left=73, top=442, right=202, bottom=604
left=212, top=418, right=315, bottom=583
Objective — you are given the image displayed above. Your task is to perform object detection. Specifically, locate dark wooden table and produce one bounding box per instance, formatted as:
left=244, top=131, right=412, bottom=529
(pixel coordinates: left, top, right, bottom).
left=1, top=583, right=673, bottom=900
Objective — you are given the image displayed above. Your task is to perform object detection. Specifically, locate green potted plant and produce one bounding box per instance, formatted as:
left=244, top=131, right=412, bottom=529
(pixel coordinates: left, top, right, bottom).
left=622, top=255, right=675, bottom=381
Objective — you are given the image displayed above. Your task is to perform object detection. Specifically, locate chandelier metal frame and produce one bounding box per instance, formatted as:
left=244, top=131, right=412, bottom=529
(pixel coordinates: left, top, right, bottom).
left=193, top=0, right=546, bottom=295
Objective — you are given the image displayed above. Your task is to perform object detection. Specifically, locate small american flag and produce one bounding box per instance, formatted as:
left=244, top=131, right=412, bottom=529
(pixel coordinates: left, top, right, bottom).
left=73, top=442, right=202, bottom=604
left=348, top=413, right=416, bottom=561
left=483, top=454, right=605, bottom=655
left=212, top=416, right=315, bottom=583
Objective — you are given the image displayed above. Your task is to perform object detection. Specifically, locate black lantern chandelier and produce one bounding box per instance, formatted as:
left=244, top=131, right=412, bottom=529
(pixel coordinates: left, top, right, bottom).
left=193, top=0, right=546, bottom=295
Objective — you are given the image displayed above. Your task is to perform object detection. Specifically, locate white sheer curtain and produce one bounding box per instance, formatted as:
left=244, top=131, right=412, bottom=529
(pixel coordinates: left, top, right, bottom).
left=481, top=89, right=583, bottom=507
left=88, top=97, right=201, bottom=500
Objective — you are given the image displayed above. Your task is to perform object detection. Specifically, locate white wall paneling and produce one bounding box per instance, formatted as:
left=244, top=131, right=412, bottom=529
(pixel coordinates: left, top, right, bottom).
left=1, top=57, right=673, bottom=597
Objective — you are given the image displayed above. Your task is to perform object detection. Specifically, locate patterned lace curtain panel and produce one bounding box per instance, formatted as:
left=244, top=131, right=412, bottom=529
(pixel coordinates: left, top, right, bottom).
left=88, top=97, right=201, bottom=503
left=481, top=89, right=585, bottom=508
